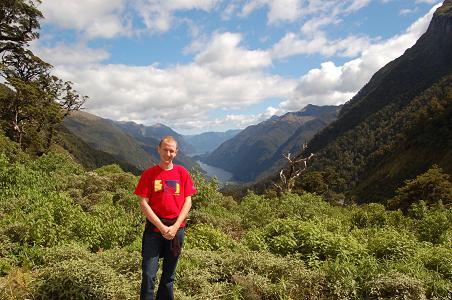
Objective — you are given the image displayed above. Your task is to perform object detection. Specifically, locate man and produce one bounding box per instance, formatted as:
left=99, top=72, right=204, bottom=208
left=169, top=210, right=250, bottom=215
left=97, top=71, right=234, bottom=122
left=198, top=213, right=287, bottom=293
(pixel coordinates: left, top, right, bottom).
left=134, top=136, right=196, bottom=300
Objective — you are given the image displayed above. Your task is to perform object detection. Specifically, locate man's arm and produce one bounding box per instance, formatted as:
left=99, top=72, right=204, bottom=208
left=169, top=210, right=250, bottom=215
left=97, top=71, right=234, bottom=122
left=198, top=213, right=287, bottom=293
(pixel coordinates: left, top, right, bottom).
left=139, top=196, right=170, bottom=234
left=139, top=195, right=192, bottom=240
left=166, top=196, right=192, bottom=240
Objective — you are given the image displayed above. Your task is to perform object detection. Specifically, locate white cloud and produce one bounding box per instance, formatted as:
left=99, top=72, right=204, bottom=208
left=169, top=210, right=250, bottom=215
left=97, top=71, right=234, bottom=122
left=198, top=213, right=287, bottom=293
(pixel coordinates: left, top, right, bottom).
left=400, top=8, right=418, bottom=15
left=415, top=0, right=441, bottom=4
left=39, top=0, right=129, bottom=39
left=240, top=0, right=372, bottom=24
left=136, top=0, right=219, bottom=33
left=240, top=0, right=301, bottom=23
left=271, top=32, right=371, bottom=59
left=35, top=0, right=441, bottom=133
left=48, top=30, right=295, bottom=133
left=278, top=2, right=438, bottom=112
left=31, top=42, right=110, bottom=66
left=195, top=32, right=272, bottom=76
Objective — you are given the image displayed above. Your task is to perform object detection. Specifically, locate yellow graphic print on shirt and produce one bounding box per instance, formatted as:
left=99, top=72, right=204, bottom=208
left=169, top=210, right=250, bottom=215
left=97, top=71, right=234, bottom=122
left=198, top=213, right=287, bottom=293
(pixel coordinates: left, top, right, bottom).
left=165, top=180, right=180, bottom=195
left=154, top=180, right=163, bottom=192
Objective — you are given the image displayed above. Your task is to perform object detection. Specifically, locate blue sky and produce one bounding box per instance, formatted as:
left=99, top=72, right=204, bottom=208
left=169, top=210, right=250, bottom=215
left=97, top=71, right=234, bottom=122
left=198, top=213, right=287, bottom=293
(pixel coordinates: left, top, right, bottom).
left=32, top=0, right=442, bottom=134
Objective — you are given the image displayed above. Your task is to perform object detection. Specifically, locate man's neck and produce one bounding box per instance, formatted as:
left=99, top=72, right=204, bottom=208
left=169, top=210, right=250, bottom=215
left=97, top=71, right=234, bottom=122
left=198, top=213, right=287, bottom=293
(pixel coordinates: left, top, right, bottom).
left=159, top=161, right=173, bottom=170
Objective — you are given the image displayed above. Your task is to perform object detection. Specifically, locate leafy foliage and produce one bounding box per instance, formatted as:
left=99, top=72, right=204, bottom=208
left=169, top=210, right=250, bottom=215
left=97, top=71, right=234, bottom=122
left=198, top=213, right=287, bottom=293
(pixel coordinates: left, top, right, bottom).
left=390, top=165, right=452, bottom=210
left=1, top=137, right=452, bottom=299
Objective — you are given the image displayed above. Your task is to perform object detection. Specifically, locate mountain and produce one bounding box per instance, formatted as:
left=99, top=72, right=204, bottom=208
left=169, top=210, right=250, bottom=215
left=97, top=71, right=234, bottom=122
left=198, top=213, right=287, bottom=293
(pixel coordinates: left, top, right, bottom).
left=203, top=104, right=340, bottom=182
left=184, top=129, right=241, bottom=155
left=302, top=0, right=452, bottom=202
left=56, top=125, right=142, bottom=174
left=113, top=121, right=196, bottom=154
left=63, top=111, right=155, bottom=171
left=63, top=111, right=199, bottom=173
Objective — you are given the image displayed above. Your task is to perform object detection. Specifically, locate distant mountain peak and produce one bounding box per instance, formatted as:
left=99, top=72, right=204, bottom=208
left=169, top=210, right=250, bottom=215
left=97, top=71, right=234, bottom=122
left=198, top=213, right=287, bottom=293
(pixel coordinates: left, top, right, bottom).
left=151, top=123, right=168, bottom=128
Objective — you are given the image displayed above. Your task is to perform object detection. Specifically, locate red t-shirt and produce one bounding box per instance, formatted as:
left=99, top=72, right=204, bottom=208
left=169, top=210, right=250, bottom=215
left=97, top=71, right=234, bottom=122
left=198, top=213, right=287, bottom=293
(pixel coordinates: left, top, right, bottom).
left=134, top=164, right=197, bottom=222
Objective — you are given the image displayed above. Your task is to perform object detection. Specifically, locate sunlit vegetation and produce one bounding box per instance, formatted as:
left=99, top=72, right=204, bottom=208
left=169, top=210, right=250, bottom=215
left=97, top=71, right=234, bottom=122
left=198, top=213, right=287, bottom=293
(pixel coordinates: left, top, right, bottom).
left=1, top=133, right=451, bottom=299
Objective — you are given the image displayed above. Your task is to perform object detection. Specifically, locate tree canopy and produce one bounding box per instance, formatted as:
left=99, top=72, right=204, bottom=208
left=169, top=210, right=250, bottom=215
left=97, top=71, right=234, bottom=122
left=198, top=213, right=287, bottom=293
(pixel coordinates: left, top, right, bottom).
left=0, top=0, right=86, bottom=154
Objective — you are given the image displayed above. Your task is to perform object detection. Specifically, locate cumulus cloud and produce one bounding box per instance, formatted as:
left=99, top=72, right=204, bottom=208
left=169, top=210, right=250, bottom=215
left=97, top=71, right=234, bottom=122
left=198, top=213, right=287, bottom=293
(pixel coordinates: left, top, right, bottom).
left=48, top=31, right=295, bottom=132
left=35, top=0, right=441, bottom=133
left=39, top=0, right=220, bottom=38
left=415, top=0, right=442, bottom=4
left=240, top=0, right=372, bottom=24
left=31, top=42, right=110, bottom=66
left=39, top=0, right=129, bottom=39
left=279, top=3, right=439, bottom=111
left=195, top=32, right=272, bottom=76
left=272, top=31, right=372, bottom=59
left=136, top=0, right=219, bottom=33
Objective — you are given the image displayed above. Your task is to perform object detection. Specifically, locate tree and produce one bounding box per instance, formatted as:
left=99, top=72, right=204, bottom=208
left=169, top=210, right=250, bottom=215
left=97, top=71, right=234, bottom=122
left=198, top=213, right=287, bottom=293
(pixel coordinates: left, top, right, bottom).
left=1, top=49, right=86, bottom=152
left=0, top=0, right=87, bottom=154
left=0, top=0, right=42, bottom=54
left=389, top=165, right=452, bottom=211
left=273, top=142, right=315, bottom=193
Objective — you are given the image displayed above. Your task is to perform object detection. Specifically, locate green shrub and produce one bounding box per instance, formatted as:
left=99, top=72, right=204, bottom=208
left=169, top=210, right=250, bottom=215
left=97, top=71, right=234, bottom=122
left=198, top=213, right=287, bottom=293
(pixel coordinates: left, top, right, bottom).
left=177, top=248, right=328, bottom=299
left=33, top=259, right=137, bottom=300
left=189, top=194, right=243, bottom=241
left=190, top=170, right=222, bottom=209
left=277, top=192, right=334, bottom=221
left=239, top=192, right=276, bottom=229
left=94, top=164, right=124, bottom=175
left=186, top=224, right=237, bottom=251
left=365, top=272, right=426, bottom=300
left=419, top=245, right=452, bottom=280
left=366, top=227, right=418, bottom=260
left=416, top=207, right=452, bottom=244
left=390, top=165, right=452, bottom=210
left=30, top=151, right=83, bottom=177
left=262, top=218, right=365, bottom=261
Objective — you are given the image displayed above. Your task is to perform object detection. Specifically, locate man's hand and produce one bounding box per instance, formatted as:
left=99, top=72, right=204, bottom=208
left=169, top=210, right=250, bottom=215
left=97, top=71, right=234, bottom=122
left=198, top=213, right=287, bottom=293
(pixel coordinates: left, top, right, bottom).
left=162, top=225, right=177, bottom=240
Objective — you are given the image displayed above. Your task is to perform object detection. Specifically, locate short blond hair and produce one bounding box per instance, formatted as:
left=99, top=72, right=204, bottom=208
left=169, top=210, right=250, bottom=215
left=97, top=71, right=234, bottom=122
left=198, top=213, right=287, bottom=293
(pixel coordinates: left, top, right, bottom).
left=159, top=135, right=178, bottom=148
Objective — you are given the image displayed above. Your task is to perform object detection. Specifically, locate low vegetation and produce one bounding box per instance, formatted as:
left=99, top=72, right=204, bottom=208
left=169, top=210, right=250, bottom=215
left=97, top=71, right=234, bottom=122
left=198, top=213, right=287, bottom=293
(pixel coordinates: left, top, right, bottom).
left=1, top=133, right=451, bottom=300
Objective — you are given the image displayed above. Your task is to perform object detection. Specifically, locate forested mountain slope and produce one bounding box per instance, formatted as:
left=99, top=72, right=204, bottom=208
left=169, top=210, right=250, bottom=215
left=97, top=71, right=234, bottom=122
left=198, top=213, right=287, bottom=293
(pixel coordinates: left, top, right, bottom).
left=303, top=0, right=452, bottom=202
left=63, top=111, right=156, bottom=171
left=63, top=111, right=199, bottom=172
left=110, top=120, right=199, bottom=170
left=204, top=105, right=339, bottom=181
left=114, top=121, right=196, bottom=154
left=184, top=129, right=241, bottom=155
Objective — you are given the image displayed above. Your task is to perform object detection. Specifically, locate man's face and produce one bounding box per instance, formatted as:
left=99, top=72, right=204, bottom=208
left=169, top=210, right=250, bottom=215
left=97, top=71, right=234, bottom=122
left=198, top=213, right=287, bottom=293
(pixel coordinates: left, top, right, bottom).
left=158, top=140, right=177, bottom=164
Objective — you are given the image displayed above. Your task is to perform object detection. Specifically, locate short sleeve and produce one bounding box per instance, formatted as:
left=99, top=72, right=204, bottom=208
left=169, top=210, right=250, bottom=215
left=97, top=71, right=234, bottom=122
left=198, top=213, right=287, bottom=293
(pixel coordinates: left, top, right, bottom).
left=134, top=170, right=152, bottom=198
left=181, top=168, right=197, bottom=197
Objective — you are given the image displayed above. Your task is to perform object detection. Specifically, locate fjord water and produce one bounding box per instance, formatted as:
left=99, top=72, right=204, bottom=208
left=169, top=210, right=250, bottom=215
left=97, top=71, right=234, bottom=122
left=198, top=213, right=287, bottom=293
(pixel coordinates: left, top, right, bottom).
left=196, top=160, right=235, bottom=184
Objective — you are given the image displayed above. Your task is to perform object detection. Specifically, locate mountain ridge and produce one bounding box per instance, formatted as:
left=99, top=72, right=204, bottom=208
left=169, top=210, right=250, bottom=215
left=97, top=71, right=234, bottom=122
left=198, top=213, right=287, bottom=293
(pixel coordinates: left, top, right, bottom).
left=203, top=104, right=340, bottom=182
left=300, top=1, right=452, bottom=202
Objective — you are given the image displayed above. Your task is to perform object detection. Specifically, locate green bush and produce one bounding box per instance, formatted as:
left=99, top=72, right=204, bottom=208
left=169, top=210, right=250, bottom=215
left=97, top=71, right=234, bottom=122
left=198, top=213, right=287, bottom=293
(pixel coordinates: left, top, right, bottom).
left=366, top=227, right=418, bottom=260
left=416, top=207, right=452, bottom=244
left=262, top=218, right=365, bottom=261
left=277, top=192, right=335, bottom=221
left=239, top=192, right=276, bottom=229
left=390, top=165, right=452, bottom=210
left=186, top=224, right=237, bottom=251
left=33, top=258, right=137, bottom=300
left=177, top=248, right=328, bottom=299
left=190, top=170, right=222, bottom=209
left=365, top=272, right=426, bottom=300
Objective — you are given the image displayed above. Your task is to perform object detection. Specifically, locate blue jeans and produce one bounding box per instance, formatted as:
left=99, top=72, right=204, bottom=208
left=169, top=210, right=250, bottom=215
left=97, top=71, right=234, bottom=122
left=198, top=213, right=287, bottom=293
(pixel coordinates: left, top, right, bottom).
left=140, top=228, right=185, bottom=300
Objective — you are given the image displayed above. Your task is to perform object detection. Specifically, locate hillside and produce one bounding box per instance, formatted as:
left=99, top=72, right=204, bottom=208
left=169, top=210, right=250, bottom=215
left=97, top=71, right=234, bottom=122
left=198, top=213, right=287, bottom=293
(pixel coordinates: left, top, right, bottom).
left=114, top=121, right=196, bottom=154
left=303, top=0, right=452, bottom=202
left=204, top=104, right=339, bottom=181
left=1, top=131, right=451, bottom=299
left=111, top=120, right=199, bottom=170
left=63, top=111, right=155, bottom=171
left=184, top=129, right=241, bottom=155
left=57, top=125, right=142, bottom=174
